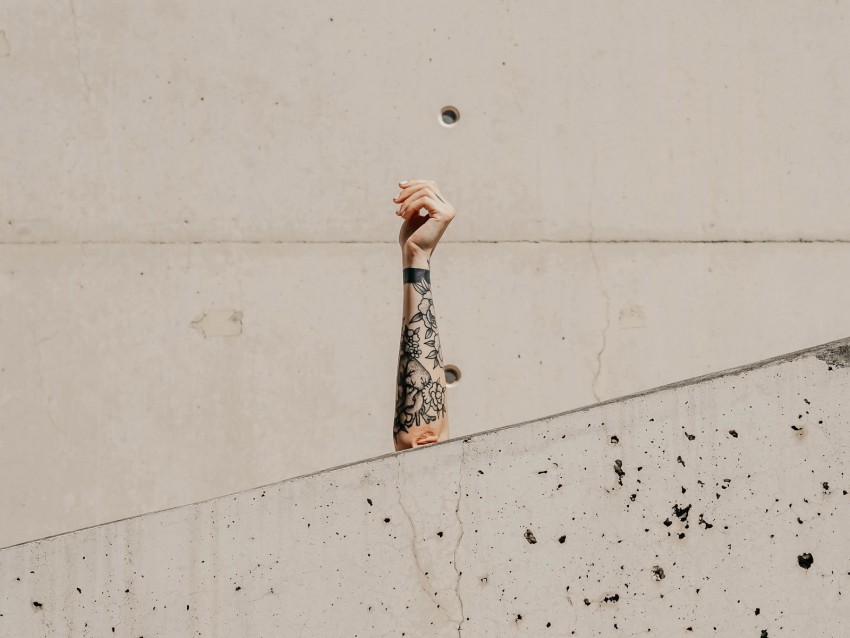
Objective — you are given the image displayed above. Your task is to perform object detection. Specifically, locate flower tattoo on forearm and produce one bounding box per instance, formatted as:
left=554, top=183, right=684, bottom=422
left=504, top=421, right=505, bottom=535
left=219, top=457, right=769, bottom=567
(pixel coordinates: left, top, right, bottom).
left=394, top=271, right=447, bottom=439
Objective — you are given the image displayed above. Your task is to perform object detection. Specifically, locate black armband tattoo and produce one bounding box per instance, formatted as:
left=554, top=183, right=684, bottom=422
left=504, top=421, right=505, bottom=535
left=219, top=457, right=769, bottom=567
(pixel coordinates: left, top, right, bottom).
left=402, top=268, right=430, bottom=285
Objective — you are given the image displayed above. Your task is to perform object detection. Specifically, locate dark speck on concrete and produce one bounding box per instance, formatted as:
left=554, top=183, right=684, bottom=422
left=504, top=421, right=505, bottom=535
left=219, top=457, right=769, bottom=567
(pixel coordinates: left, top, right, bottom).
left=558, top=535, right=566, bottom=543
left=32, top=601, right=42, bottom=608
left=524, top=529, right=537, bottom=544
left=367, top=498, right=372, bottom=506
left=797, top=552, right=814, bottom=569
left=729, top=430, right=738, bottom=437
left=684, top=432, right=696, bottom=440
left=610, top=435, right=619, bottom=444
left=384, top=517, right=390, bottom=523
left=614, top=460, right=625, bottom=485
left=673, top=503, right=691, bottom=522
left=651, top=565, right=665, bottom=580
left=677, top=456, right=686, bottom=467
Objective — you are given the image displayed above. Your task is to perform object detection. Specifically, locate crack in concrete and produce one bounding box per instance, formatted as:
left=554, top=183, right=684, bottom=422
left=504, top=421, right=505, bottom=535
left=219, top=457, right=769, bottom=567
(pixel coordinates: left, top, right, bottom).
left=590, top=244, right=610, bottom=403
left=68, top=0, right=93, bottom=106
left=395, top=457, right=436, bottom=606
left=586, top=148, right=609, bottom=403
left=28, top=325, right=69, bottom=443
left=452, top=440, right=468, bottom=635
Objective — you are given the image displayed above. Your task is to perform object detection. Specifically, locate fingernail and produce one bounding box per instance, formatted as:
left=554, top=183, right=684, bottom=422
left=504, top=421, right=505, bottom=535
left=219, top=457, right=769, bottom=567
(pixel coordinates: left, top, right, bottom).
left=399, top=180, right=408, bottom=184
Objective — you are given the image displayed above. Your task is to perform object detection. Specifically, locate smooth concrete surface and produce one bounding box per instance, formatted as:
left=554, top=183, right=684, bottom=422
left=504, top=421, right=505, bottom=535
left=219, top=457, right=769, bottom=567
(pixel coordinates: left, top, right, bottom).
left=2, top=0, right=850, bottom=550
left=1, top=1, right=849, bottom=242
left=2, top=243, right=850, bottom=549
left=1, top=338, right=848, bottom=636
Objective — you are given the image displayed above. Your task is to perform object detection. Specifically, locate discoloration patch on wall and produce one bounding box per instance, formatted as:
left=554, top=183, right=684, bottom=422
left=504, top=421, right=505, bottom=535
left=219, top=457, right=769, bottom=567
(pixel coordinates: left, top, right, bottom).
left=0, top=31, right=10, bottom=57
left=190, top=310, right=243, bottom=337
left=618, top=304, right=646, bottom=329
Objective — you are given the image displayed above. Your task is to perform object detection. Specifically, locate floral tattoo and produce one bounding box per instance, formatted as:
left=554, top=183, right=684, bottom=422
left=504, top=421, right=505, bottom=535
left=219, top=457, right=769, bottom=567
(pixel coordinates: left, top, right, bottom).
left=394, top=269, right=447, bottom=440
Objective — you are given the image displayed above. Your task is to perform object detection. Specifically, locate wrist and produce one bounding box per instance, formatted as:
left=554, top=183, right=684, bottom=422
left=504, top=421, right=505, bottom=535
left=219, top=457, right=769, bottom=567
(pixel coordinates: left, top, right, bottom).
left=402, top=246, right=431, bottom=269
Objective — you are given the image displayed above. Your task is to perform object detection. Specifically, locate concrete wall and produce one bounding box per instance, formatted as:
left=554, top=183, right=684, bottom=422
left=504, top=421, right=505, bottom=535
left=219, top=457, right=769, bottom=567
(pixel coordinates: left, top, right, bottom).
left=2, top=1, right=850, bottom=547
left=1, top=338, right=848, bottom=636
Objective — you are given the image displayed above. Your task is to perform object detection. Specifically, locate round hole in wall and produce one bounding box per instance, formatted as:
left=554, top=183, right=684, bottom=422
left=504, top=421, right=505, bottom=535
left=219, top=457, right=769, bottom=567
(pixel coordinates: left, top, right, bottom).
left=440, top=105, right=460, bottom=127
left=444, top=364, right=461, bottom=386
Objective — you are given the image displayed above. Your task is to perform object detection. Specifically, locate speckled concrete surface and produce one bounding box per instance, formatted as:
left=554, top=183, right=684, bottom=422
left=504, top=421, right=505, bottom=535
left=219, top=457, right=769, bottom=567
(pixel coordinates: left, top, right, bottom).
left=1, top=338, right=847, bottom=636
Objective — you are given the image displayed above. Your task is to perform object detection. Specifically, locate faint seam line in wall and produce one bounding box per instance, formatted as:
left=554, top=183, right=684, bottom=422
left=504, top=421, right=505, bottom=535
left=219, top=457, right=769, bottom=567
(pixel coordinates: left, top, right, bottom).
left=0, top=239, right=847, bottom=246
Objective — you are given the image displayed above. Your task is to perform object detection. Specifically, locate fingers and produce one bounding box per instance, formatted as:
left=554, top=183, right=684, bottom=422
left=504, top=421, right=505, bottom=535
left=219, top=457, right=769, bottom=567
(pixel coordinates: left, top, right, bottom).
left=400, top=194, right=438, bottom=220
left=393, top=180, right=442, bottom=204
left=393, top=179, right=453, bottom=222
left=395, top=185, right=433, bottom=209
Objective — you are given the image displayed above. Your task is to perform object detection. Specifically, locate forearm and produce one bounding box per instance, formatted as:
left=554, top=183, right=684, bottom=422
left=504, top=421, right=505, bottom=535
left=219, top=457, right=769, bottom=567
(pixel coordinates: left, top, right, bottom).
left=393, top=249, right=449, bottom=448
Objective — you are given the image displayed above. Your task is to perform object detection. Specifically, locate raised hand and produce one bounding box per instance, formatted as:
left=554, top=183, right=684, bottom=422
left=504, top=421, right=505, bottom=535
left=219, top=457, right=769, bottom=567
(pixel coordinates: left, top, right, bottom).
left=393, top=179, right=456, bottom=263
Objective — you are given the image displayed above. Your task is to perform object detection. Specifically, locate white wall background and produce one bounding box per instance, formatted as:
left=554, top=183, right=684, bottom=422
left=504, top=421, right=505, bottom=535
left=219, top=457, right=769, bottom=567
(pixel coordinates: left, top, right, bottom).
left=1, top=0, right=849, bottom=547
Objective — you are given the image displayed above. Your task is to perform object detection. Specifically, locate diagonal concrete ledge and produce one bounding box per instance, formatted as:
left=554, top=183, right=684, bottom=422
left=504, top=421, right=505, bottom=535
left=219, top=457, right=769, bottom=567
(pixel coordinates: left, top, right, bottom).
left=2, top=337, right=849, bottom=636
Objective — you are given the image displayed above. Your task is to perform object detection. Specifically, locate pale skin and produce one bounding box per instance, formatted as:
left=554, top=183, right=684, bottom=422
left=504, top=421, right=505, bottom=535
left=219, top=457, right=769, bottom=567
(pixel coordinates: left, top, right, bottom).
left=392, top=179, right=456, bottom=451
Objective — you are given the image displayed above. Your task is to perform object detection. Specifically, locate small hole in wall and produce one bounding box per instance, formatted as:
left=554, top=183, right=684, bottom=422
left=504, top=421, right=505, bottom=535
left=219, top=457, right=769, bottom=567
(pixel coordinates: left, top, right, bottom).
left=444, top=365, right=461, bottom=386
left=440, top=105, right=460, bottom=127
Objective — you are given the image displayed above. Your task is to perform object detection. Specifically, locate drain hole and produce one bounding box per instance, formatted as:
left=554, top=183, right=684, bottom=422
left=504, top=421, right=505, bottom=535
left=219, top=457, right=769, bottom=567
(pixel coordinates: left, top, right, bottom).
left=440, top=105, right=460, bottom=127
left=444, top=364, right=461, bottom=386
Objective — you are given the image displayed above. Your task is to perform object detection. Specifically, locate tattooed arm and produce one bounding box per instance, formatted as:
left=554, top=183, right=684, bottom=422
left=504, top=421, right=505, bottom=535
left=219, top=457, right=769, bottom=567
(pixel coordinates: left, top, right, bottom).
left=392, top=179, right=456, bottom=450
